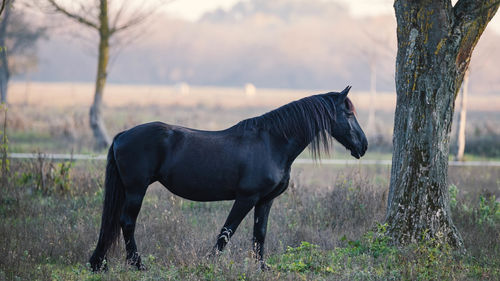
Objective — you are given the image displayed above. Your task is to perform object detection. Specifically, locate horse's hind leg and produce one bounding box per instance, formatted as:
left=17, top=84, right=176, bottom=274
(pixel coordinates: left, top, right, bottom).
left=253, top=199, right=274, bottom=269
left=120, top=189, right=147, bottom=270
left=214, top=197, right=259, bottom=252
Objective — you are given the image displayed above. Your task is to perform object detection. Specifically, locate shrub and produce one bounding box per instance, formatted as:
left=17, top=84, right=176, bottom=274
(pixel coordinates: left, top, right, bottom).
left=478, top=195, right=500, bottom=226
left=15, top=157, right=74, bottom=196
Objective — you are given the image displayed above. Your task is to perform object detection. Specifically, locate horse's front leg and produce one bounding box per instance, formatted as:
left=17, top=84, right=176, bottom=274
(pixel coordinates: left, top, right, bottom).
left=214, top=197, right=259, bottom=253
left=253, top=199, right=273, bottom=269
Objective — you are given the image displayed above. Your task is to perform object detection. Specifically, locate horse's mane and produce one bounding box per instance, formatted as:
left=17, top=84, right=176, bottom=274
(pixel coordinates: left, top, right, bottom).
left=236, top=93, right=342, bottom=159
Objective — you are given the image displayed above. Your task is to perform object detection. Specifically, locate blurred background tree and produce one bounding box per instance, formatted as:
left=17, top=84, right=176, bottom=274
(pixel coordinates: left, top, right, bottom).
left=46, top=0, right=166, bottom=149
left=454, top=69, right=469, bottom=161
left=0, top=0, right=46, bottom=104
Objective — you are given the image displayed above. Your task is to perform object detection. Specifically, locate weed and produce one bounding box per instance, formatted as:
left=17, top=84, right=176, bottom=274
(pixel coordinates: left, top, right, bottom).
left=478, top=195, right=500, bottom=226
left=14, top=156, right=74, bottom=196
left=53, top=161, right=73, bottom=194
left=1, top=104, right=9, bottom=187
left=449, top=184, right=459, bottom=209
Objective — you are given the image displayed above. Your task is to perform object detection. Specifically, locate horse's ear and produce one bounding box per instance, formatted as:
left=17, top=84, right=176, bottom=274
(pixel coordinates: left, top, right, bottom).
left=339, top=86, right=351, bottom=101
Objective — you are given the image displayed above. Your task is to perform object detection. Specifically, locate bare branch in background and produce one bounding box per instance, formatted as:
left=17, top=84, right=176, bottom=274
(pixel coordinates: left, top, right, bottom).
left=110, top=0, right=173, bottom=34
left=47, top=0, right=99, bottom=29
left=45, top=0, right=171, bottom=149
left=0, top=0, right=8, bottom=17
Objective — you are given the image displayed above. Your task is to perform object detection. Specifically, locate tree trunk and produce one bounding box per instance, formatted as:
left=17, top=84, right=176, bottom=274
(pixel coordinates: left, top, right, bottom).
left=89, top=0, right=111, bottom=149
left=386, top=0, right=499, bottom=248
left=0, top=1, right=11, bottom=104
left=454, top=70, right=469, bottom=161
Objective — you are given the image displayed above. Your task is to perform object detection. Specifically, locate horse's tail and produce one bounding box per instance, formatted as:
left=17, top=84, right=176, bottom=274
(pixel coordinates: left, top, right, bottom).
left=90, top=133, right=125, bottom=270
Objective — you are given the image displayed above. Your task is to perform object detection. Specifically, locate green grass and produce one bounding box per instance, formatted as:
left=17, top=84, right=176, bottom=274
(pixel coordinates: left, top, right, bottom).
left=11, top=233, right=499, bottom=281
left=454, top=153, right=500, bottom=162
left=269, top=239, right=498, bottom=281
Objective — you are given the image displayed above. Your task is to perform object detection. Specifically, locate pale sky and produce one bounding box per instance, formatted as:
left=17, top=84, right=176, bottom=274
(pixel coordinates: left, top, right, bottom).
left=163, top=0, right=500, bottom=34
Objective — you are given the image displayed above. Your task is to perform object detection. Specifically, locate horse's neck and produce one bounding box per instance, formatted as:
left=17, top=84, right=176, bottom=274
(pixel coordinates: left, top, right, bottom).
left=285, top=123, right=329, bottom=162
left=284, top=136, right=312, bottom=164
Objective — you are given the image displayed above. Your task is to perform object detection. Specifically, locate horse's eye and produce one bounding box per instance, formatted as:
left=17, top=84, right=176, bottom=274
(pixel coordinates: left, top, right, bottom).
left=344, top=101, right=349, bottom=109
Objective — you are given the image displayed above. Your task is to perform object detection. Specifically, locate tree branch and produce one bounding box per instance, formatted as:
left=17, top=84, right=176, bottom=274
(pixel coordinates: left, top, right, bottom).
left=110, top=13, right=150, bottom=34
left=454, top=0, right=500, bottom=25
left=110, top=1, right=127, bottom=31
left=47, top=0, right=99, bottom=30
left=0, top=0, right=7, bottom=17
left=452, top=0, right=500, bottom=71
left=110, top=0, right=173, bottom=35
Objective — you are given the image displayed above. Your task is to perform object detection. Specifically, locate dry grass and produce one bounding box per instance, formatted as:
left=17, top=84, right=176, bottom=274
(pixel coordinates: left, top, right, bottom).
left=9, top=82, right=500, bottom=112
left=0, top=159, right=498, bottom=280
left=6, top=82, right=500, bottom=158
left=1, top=83, right=499, bottom=280
left=9, top=82, right=395, bottom=111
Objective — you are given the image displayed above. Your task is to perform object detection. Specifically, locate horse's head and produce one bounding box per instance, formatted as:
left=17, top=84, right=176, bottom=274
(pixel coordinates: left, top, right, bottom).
left=329, top=86, right=368, bottom=159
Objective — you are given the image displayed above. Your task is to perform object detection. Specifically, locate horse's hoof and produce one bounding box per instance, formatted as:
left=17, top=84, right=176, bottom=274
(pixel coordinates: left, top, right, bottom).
left=137, top=263, right=147, bottom=271
left=89, top=262, right=107, bottom=272
left=89, top=254, right=107, bottom=272
left=206, top=247, right=222, bottom=259
left=259, top=261, right=271, bottom=271
left=127, top=260, right=147, bottom=271
left=127, top=253, right=147, bottom=271
left=89, top=263, right=101, bottom=272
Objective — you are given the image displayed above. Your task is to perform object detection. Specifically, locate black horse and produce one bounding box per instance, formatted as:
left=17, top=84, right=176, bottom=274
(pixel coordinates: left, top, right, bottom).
left=89, top=86, right=367, bottom=271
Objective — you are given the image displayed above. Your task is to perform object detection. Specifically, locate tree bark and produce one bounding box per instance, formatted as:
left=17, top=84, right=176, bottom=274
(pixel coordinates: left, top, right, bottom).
left=454, top=70, right=469, bottom=161
left=386, top=0, right=499, bottom=248
left=89, top=0, right=111, bottom=149
left=0, top=0, right=11, bottom=104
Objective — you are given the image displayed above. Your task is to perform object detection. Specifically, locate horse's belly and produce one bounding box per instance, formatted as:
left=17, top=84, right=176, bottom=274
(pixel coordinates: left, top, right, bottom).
left=157, top=140, right=256, bottom=201
left=164, top=183, right=236, bottom=202
left=160, top=171, right=237, bottom=202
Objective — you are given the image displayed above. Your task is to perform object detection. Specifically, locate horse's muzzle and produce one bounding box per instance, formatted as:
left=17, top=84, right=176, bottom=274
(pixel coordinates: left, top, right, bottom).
left=351, top=141, right=367, bottom=159
left=351, top=150, right=361, bottom=159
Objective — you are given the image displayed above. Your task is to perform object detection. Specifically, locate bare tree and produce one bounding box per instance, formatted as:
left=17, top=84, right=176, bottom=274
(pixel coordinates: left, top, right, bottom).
left=0, top=0, right=8, bottom=17
left=386, top=0, right=499, bottom=249
left=46, top=0, right=164, bottom=149
left=358, top=18, right=396, bottom=138
left=0, top=0, right=46, bottom=104
left=0, top=0, right=12, bottom=104
left=454, top=69, right=469, bottom=161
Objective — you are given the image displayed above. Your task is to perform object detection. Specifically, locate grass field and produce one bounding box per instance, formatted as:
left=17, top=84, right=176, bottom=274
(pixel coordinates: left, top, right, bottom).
left=5, top=82, right=500, bottom=159
left=8, top=82, right=500, bottom=112
left=1, top=82, right=499, bottom=280
left=0, top=160, right=498, bottom=280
